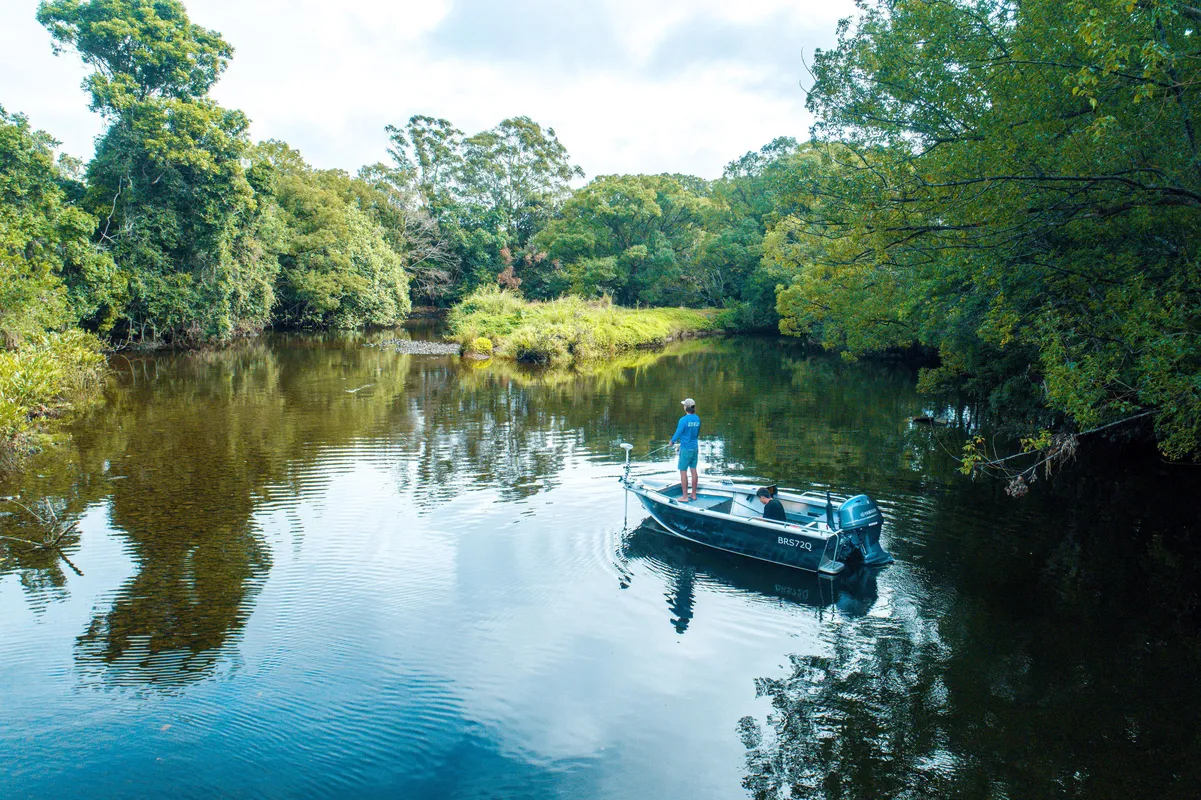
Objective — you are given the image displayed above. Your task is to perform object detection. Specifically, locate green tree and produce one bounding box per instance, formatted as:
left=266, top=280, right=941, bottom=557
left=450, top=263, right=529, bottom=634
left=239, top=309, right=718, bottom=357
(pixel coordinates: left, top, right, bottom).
left=354, top=163, right=457, bottom=307
left=0, top=107, right=110, bottom=458
left=0, top=106, right=117, bottom=341
left=256, top=142, right=411, bottom=328
left=776, top=0, right=1201, bottom=459
left=458, top=116, right=583, bottom=246
left=39, top=0, right=277, bottom=343
left=386, top=115, right=583, bottom=299
left=533, top=173, right=711, bottom=304
left=703, top=137, right=827, bottom=329
left=386, top=115, right=463, bottom=211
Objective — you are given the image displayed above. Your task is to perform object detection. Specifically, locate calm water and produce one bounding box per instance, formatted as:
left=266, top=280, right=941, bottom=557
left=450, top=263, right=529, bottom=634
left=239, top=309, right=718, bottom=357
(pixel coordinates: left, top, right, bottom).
left=2, top=333, right=1199, bottom=799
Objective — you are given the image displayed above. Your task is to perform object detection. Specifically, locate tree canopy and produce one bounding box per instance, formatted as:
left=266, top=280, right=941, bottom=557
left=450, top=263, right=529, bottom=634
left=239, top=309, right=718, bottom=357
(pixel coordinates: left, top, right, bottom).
left=772, top=0, right=1201, bottom=461
left=37, top=0, right=232, bottom=113
left=5, top=0, right=1200, bottom=466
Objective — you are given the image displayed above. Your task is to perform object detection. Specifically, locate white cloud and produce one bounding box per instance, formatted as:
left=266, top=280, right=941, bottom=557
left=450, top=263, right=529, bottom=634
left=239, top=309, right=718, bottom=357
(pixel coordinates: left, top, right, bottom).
left=0, top=0, right=858, bottom=178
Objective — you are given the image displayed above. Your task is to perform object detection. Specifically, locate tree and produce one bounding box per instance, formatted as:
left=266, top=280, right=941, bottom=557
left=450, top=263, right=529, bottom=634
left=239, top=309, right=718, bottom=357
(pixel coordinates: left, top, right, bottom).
left=533, top=173, right=711, bottom=304
left=255, top=142, right=410, bottom=329
left=39, top=0, right=277, bottom=342
left=37, top=0, right=232, bottom=113
left=355, top=163, right=456, bottom=307
left=702, top=137, right=825, bottom=329
left=0, top=106, right=118, bottom=341
left=458, top=116, right=584, bottom=246
left=776, top=0, right=1201, bottom=459
left=386, top=114, right=584, bottom=299
left=385, top=115, right=463, bottom=211
left=0, top=107, right=111, bottom=458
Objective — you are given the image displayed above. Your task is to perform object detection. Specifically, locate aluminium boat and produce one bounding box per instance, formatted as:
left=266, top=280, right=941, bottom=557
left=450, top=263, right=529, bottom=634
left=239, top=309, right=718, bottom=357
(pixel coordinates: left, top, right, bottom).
left=622, top=475, right=894, bottom=575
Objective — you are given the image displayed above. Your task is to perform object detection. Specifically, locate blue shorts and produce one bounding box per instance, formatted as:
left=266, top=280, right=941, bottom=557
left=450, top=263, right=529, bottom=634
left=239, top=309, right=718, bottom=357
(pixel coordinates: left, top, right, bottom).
left=677, top=447, right=698, bottom=470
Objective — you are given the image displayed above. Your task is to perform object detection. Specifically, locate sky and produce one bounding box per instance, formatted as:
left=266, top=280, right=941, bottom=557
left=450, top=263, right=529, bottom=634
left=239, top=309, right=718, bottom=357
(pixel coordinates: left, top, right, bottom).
left=1, top=0, right=858, bottom=179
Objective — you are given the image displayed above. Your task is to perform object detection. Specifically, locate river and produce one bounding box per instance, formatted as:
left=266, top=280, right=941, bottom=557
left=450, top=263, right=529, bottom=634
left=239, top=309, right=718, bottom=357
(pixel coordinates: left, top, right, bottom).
left=1, top=332, right=1198, bottom=799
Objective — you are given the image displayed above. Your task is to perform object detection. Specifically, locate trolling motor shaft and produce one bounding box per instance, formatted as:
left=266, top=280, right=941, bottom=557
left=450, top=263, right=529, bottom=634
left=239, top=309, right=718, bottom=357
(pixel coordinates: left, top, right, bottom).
left=620, top=442, right=634, bottom=485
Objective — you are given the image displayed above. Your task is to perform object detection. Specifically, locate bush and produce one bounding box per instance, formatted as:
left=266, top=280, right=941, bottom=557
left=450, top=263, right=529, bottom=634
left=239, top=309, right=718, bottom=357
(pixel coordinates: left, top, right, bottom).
left=0, top=329, right=106, bottom=464
left=447, top=287, right=717, bottom=365
left=467, top=336, right=493, bottom=356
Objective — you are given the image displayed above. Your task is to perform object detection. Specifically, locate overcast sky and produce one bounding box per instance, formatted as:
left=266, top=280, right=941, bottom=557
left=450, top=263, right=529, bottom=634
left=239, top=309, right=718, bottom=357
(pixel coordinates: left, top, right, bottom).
left=1, top=0, right=857, bottom=179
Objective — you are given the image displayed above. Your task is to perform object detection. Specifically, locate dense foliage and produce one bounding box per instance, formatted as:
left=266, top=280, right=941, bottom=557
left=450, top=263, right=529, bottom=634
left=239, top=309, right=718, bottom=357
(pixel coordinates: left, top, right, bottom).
left=13, top=0, right=804, bottom=349
left=385, top=114, right=584, bottom=301
left=772, top=0, right=1201, bottom=460
left=6, top=0, right=1200, bottom=464
left=39, top=0, right=270, bottom=342
left=0, top=108, right=107, bottom=457
left=255, top=142, right=411, bottom=329
left=447, top=287, right=717, bottom=365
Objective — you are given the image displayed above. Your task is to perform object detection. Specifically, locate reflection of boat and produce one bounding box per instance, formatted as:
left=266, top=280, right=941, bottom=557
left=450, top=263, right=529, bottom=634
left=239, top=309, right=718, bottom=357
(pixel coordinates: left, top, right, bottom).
left=623, top=476, right=894, bottom=574
left=618, top=522, right=880, bottom=630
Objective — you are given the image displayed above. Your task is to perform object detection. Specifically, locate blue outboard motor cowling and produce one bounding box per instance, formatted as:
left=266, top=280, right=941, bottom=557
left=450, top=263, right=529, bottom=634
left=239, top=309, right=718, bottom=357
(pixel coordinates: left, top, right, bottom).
left=837, top=494, right=893, bottom=567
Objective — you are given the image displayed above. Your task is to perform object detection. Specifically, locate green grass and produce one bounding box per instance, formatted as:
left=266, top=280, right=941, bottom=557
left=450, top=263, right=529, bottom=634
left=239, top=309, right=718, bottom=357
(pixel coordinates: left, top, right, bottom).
left=0, top=329, right=106, bottom=469
left=447, top=287, right=720, bottom=365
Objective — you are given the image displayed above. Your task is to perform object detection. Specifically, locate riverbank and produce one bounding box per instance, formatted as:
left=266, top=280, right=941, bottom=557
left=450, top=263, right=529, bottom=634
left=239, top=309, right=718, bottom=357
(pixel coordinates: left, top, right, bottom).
left=447, top=288, right=720, bottom=365
left=0, top=330, right=106, bottom=471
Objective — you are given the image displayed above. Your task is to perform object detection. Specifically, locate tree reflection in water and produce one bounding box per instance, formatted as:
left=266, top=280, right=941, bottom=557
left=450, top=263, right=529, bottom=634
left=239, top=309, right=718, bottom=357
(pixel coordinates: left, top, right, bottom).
left=0, top=333, right=944, bottom=690
left=1, top=330, right=1195, bottom=800
left=740, top=620, right=955, bottom=800
left=739, top=455, right=1201, bottom=800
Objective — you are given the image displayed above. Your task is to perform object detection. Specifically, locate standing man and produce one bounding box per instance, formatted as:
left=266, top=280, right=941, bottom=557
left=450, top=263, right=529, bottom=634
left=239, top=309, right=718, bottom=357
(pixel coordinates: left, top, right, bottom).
left=671, top=398, right=701, bottom=501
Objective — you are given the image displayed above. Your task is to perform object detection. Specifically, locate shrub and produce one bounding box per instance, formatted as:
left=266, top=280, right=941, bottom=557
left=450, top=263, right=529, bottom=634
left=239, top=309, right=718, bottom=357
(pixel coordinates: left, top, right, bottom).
left=467, top=337, right=493, bottom=356
left=447, top=288, right=717, bottom=364
left=0, top=329, right=106, bottom=465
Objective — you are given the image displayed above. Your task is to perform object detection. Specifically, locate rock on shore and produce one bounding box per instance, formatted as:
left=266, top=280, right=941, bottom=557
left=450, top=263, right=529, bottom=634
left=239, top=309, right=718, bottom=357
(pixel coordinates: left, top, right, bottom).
left=373, top=339, right=462, bottom=355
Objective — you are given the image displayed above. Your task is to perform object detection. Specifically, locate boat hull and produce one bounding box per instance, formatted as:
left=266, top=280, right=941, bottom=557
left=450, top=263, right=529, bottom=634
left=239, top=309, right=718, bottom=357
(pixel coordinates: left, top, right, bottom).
left=632, top=484, right=843, bottom=574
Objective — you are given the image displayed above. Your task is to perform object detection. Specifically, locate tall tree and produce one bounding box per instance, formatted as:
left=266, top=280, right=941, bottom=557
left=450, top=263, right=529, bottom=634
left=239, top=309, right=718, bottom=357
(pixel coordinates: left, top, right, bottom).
left=457, top=116, right=584, bottom=246
left=39, top=0, right=277, bottom=343
left=254, top=142, right=411, bottom=329
left=385, top=115, right=463, bottom=211
left=355, top=163, right=456, bottom=306
left=386, top=114, right=583, bottom=298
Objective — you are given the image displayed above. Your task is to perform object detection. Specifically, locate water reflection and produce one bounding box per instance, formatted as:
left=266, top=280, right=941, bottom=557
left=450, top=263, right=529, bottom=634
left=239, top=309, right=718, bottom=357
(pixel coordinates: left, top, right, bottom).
left=739, top=453, right=1201, bottom=800
left=2, top=333, right=935, bottom=690
left=1, top=332, right=1198, bottom=800
left=618, top=522, right=882, bottom=631
left=6, top=335, right=417, bottom=686
left=0, top=497, right=85, bottom=612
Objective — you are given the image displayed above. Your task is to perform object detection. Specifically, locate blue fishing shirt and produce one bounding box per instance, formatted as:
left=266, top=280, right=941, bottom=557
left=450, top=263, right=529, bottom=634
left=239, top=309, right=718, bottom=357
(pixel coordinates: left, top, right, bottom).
left=671, top=413, right=701, bottom=449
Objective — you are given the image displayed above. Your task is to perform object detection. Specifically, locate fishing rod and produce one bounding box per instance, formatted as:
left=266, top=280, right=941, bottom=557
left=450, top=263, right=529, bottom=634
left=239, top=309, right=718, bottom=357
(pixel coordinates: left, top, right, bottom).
left=618, top=441, right=677, bottom=483
left=618, top=441, right=680, bottom=488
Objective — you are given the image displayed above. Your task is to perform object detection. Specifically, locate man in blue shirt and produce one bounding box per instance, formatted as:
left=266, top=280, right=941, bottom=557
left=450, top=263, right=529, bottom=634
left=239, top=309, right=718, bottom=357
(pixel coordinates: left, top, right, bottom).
left=671, top=398, right=701, bottom=501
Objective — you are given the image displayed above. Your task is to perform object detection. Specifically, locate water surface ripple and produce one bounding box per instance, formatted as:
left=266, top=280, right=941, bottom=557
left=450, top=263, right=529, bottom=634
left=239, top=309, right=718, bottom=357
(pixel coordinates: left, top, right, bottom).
left=2, top=333, right=1198, bottom=799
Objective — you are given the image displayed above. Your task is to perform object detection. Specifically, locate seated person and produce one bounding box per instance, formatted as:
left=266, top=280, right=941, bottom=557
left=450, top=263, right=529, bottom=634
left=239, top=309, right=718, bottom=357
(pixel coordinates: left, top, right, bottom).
left=757, top=487, right=787, bottom=522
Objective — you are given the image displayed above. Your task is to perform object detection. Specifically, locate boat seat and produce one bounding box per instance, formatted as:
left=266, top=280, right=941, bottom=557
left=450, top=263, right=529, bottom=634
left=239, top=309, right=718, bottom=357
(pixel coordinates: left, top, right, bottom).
left=688, top=495, right=733, bottom=513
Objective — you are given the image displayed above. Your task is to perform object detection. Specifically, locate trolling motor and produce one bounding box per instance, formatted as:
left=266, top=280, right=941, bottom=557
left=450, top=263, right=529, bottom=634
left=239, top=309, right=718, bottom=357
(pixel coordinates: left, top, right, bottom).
left=620, top=442, right=635, bottom=486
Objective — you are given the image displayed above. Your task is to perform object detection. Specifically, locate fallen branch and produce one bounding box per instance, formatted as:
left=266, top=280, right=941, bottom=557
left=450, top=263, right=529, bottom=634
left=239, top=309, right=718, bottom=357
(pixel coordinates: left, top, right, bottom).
left=958, top=410, right=1157, bottom=497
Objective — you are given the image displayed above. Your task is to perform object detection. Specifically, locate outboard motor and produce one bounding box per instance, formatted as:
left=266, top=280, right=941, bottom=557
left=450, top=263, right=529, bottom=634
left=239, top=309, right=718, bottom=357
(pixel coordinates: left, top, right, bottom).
left=837, top=494, right=893, bottom=567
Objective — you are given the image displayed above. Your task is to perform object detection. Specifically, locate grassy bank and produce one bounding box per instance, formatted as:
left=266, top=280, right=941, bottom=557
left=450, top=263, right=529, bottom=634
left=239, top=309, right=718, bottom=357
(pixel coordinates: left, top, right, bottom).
left=447, top=288, right=720, bottom=365
left=0, top=330, right=107, bottom=470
